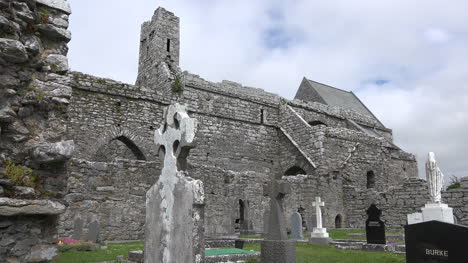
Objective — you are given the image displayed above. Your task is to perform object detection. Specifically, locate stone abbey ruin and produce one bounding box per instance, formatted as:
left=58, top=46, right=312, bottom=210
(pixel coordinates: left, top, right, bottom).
left=2, top=1, right=468, bottom=261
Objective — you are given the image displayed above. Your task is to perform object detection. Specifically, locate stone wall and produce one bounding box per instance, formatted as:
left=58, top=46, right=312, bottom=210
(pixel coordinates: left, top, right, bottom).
left=0, top=0, right=73, bottom=261
left=58, top=158, right=159, bottom=241
left=343, top=178, right=429, bottom=229
left=282, top=174, right=344, bottom=230
left=442, top=177, right=468, bottom=225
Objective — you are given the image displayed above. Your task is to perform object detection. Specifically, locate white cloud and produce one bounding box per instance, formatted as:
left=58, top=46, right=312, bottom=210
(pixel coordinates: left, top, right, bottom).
left=67, top=0, right=468, bottom=178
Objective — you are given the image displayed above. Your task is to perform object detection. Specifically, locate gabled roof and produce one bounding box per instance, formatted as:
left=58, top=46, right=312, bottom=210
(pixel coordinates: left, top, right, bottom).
left=295, top=77, right=384, bottom=127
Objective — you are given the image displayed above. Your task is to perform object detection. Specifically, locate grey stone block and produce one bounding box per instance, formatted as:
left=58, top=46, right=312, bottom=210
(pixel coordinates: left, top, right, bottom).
left=261, top=240, right=296, bottom=263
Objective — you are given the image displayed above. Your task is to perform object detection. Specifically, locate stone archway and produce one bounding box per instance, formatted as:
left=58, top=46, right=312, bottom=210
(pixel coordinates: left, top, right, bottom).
left=285, top=166, right=307, bottom=176
left=93, top=126, right=148, bottom=162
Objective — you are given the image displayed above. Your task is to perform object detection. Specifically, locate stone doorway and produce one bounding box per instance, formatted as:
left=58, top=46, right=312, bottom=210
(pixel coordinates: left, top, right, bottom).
left=335, top=214, right=342, bottom=228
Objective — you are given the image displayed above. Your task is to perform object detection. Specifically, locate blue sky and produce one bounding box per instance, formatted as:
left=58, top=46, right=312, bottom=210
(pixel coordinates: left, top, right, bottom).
left=68, top=0, right=468, bottom=180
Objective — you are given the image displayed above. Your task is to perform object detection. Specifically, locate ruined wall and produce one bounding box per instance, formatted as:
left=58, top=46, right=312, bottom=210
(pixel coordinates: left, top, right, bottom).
left=58, top=158, right=159, bottom=241
left=190, top=165, right=270, bottom=235
left=282, top=174, right=344, bottom=230
left=322, top=128, right=418, bottom=191
left=442, top=177, right=468, bottom=225
left=343, top=178, right=429, bottom=229
left=69, top=72, right=280, bottom=174
left=0, top=0, right=73, bottom=261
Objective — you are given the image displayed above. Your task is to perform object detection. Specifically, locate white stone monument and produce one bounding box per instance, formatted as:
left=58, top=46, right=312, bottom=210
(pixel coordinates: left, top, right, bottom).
left=309, top=196, right=331, bottom=245
left=144, top=103, right=205, bottom=263
left=408, top=152, right=454, bottom=225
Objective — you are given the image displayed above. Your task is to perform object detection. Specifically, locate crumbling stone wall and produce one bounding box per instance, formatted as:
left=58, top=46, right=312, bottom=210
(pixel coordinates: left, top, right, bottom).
left=282, top=174, right=345, bottom=230
left=442, top=177, right=468, bottom=225
left=58, top=158, right=159, bottom=240
left=343, top=178, right=429, bottom=229
left=0, top=0, right=72, bottom=261
left=0, top=1, right=426, bottom=243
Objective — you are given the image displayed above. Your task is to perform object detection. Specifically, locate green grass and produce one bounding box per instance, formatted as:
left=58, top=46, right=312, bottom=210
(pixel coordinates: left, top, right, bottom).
left=243, top=243, right=405, bottom=263
left=239, top=235, right=262, bottom=239
left=205, top=248, right=256, bottom=256
left=329, top=229, right=366, bottom=240
left=54, top=241, right=144, bottom=263
left=55, top=234, right=406, bottom=263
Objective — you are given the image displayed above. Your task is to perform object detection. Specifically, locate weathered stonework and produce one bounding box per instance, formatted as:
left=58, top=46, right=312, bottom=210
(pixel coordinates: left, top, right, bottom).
left=55, top=6, right=426, bottom=239
left=0, top=0, right=71, bottom=261
left=1, top=1, right=435, bottom=249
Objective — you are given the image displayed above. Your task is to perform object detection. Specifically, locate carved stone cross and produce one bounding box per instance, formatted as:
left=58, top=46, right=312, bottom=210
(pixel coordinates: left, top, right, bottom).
left=263, top=178, right=291, bottom=240
left=312, top=197, right=325, bottom=229
left=145, top=103, right=203, bottom=263
left=154, top=103, right=197, bottom=174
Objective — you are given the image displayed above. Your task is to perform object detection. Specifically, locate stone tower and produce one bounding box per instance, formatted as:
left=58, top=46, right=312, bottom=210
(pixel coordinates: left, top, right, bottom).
left=136, top=7, right=180, bottom=87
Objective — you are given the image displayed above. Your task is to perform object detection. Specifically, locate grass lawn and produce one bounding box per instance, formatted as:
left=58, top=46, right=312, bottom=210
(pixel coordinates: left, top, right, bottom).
left=328, top=229, right=366, bottom=240
left=55, top=239, right=405, bottom=263
left=243, top=243, right=405, bottom=263
left=54, top=241, right=144, bottom=263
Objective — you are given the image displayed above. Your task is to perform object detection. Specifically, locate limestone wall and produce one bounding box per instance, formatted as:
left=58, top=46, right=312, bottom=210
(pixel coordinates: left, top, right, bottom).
left=0, top=0, right=73, bottom=261
left=282, top=174, right=345, bottom=230
left=343, top=178, right=429, bottom=229
left=58, top=158, right=159, bottom=241
left=442, top=177, right=468, bottom=225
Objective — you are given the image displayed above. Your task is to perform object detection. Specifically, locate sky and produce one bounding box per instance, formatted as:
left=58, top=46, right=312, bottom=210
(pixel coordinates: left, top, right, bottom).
left=67, top=0, right=468, bottom=180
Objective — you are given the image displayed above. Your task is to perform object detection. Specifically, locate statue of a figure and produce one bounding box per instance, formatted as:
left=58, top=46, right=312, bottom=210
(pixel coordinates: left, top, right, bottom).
left=426, top=152, right=444, bottom=203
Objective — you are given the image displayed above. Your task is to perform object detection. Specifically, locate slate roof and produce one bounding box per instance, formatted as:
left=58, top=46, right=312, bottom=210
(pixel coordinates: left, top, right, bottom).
left=295, top=78, right=384, bottom=127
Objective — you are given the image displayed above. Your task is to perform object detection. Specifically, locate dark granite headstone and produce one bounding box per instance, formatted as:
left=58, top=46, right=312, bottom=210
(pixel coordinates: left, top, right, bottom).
left=235, top=239, right=245, bottom=249
left=365, top=204, right=386, bottom=244
left=405, top=220, right=468, bottom=263
left=87, top=220, right=100, bottom=242
left=72, top=217, right=83, bottom=240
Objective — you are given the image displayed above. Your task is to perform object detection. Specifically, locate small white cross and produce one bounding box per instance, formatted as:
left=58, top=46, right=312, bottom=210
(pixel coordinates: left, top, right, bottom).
left=312, top=196, right=325, bottom=229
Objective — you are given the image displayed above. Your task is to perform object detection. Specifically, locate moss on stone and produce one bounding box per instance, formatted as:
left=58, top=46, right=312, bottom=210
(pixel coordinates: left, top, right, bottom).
left=171, top=74, right=184, bottom=94
left=4, top=160, right=41, bottom=188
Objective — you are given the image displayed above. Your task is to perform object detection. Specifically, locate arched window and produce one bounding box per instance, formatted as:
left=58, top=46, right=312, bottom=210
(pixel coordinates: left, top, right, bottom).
left=308, top=120, right=327, bottom=127
left=94, top=136, right=146, bottom=162
left=285, top=166, right=306, bottom=176
left=335, top=214, right=343, bottom=228
left=367, top=171, right=375, bottom=189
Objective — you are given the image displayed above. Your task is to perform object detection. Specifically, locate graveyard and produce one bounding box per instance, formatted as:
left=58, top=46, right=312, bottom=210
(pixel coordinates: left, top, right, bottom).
left=0, top=0, right=466, bottom=262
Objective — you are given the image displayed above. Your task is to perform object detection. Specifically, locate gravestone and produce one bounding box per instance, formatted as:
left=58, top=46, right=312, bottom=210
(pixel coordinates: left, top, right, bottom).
left=260, top=178, right=296, bottom=263
left=144, top=103, right=205, bottom=263
left=309, top=197, right=331, bottom=245
left=262, top=210, right=269, bottom=238
left=365, top=204, right=386, bottom=244
left=87, top=220, right=100, bottom=243
left=240, top=200, right=254, bottom=235
left=72, top=217, right=83, bottom=240
left=405, top=220, right=468, bottom=263
left=290, top=212, right=303, bottom=240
